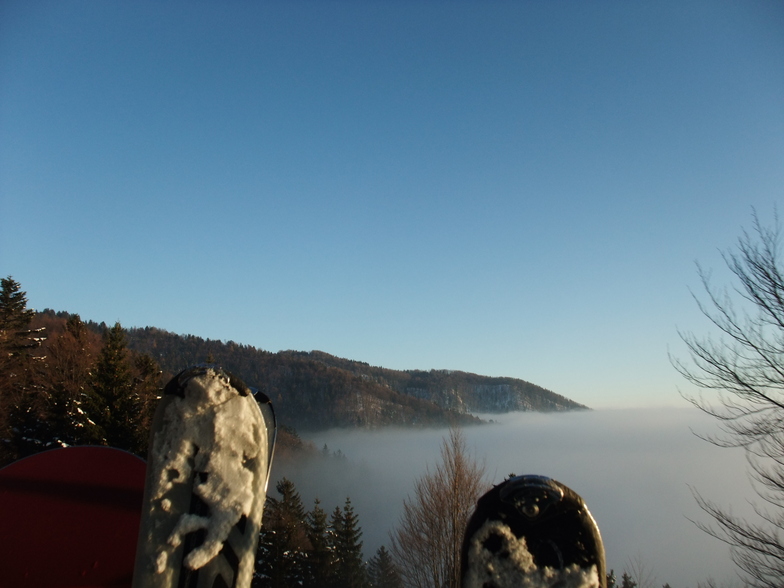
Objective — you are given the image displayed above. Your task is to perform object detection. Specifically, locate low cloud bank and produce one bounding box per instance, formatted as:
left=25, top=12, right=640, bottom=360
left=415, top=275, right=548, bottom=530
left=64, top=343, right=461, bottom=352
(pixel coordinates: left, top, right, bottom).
left=272, top=408, right=752, bottom=587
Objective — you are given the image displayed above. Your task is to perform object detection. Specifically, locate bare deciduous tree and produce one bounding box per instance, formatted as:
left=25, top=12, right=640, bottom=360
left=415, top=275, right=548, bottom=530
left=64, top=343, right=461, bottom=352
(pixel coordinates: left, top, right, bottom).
left=390, top=428, right=487, bottom=588
left=624, top=554, right=656, bottom=588
left=673, top=210, right=784, bottom=588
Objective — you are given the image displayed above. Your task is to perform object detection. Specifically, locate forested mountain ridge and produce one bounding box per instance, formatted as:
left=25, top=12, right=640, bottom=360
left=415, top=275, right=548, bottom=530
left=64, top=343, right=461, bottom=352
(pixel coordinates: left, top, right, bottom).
left=120, top=325, right=587, bottom=429
left=31, top=310, right=587, bottom=432
left=289, top=350, right=585, bottom=413
left=116, top=325, right=476, bottom=430
left=2, top=280, right=588, bottom=466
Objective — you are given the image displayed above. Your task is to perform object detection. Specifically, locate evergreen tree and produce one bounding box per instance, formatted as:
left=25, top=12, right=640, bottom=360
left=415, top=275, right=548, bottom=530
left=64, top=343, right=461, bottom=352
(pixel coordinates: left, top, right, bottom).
left=254, top=478, right=310, bottom=588
left=367, top=546, right=402, bottom=588
left=0, top=277, right=35, bottom=350
left=0, top=277, right=44, bottom=463
left=621, top=572, right=638, bottom=588
left=131, top=352, right=162, bottom=455
left=35, top=315, right=161, bottom=454
left=90, top=322, right=139, bottom=450
left=254, top=516, right=274, bottom=586
left=331, top=498, right=367, bottom=588
left=304, top=498, right=334, bottom=588
left=327, top=506, right=345, bottom=588
left=606, top=570, right=617, bottom=588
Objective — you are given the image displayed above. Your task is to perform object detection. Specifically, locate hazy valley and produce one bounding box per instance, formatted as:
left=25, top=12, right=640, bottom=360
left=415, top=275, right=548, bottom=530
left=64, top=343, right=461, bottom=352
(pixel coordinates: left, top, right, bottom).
left=7, top=307, right=745, bottom=587
left=277, top=408, right=748, bottom=588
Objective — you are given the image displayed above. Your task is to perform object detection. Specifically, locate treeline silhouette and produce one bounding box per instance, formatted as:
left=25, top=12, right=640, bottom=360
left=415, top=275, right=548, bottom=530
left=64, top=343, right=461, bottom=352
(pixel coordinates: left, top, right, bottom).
left=121, top=326, right=585, bottom=431
left=254, top=477, right=402, bottom=588
left=1, top=275, right=585, bottom=466
left=122, top=325, right=480, bottom=430
left=0, top=279, right=163, bottom=465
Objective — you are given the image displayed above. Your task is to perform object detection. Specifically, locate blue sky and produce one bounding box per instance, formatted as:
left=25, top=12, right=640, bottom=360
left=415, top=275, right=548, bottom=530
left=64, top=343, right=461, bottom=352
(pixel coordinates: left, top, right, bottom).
left=1, top=1, right=783, bottom=408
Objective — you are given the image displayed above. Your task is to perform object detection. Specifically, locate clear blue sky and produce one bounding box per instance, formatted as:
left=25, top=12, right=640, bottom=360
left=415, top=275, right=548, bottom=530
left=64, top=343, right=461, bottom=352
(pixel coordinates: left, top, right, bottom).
left=1, top=1, right=782, bottom=408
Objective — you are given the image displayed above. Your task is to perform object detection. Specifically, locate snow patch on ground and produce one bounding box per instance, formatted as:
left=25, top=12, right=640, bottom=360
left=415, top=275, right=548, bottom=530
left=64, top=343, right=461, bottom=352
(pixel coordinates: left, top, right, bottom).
left=150, top=368, right=266, bottom=572
left=464, top=519, right=599, bottom=588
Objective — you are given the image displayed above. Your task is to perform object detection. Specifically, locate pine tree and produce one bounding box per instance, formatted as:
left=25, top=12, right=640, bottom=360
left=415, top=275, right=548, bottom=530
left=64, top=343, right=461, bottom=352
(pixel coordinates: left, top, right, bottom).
left=367, top=546, right=402, bottom=588
left=0, top=277, right=35, bottom=345
left=327, top=506, right=345, bottom=588
left=131, top=352, right=162, bottom=454
left=90, top=322, right=138, bottom=450
left=254, top=478, right=310, bottom=588
left=331, top=498, right=367, bottom=588
left=36, top=316, right=161, bottom=454
left=304, top=498, right=334, bottom=588
left=0, top=277, right=44, bottom=463
left=607, top=570, right=617, bottom=588
left=621, top=572, right=638, bottom=588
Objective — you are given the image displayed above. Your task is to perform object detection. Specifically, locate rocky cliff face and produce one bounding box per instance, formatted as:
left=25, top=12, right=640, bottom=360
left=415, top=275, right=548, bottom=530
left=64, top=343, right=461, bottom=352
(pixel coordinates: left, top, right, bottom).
left=401, top=374, right=586, bottom=414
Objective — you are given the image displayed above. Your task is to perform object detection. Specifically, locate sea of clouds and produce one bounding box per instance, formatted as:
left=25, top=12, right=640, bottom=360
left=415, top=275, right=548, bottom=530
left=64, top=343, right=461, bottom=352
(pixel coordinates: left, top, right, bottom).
left=271, top=408, right=754, bottom=588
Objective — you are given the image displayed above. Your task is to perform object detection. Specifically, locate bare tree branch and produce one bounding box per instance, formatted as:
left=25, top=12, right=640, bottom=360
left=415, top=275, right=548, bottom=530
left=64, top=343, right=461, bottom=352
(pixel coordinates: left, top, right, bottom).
left=624, top=553, right=656, bottom=588
left=390, top=428, right=487, bottom=588
left=675, top=209, right=784, bottom=588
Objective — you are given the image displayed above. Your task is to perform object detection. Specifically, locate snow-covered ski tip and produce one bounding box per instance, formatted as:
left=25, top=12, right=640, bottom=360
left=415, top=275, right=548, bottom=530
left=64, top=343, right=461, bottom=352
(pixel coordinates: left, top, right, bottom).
left=134, top=365, right=276, bottom=588
left=461, top=475, right=605, bottom=588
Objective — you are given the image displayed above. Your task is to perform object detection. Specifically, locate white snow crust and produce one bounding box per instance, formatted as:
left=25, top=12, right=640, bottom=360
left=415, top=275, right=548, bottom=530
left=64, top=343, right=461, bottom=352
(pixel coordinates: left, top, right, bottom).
left=463, top=520, right=599, bottom=588
left=150, top=368, right=266, bottom=572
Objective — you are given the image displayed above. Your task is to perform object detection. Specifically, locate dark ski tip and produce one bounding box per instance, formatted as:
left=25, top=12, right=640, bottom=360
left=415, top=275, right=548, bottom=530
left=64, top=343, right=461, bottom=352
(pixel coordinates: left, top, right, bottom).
left=461, top=475, right=606, bottom=588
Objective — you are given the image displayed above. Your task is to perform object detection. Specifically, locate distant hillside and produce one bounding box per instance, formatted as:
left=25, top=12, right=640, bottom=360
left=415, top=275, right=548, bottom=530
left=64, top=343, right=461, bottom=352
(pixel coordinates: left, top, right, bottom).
left=121, top=327, right=586, bottom=430
left=34, top=311, right=587, bottom=431
left=123, top=327, right=480, bottom=430
left=288, top=350, right=585, bottom=413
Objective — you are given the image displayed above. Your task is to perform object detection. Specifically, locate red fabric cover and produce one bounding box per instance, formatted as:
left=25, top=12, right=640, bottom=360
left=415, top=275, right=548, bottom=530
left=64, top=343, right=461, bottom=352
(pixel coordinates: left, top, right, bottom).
left=0, top=446, right=146, bottom=587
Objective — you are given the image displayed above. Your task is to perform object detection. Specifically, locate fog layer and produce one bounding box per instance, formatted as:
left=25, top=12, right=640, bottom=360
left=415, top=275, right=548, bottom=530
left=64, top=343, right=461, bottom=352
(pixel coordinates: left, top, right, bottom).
left=271, top=408, right=752, bottom=587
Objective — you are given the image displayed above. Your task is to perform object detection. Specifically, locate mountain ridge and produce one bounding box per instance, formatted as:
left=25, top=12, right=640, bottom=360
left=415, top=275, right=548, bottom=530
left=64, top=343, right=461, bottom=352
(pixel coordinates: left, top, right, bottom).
left=283, top=350, right=585, bottom=414
left=121, top=326, right=588, bottom=430
left=32, top=311, right=588, bottom=431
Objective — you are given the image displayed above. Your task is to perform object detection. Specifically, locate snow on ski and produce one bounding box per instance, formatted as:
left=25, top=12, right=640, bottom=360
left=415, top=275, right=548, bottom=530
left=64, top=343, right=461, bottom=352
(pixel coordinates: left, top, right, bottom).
left=133, top=365, right=276, bottom=588
left=461, top=475, right=605, bottom=588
